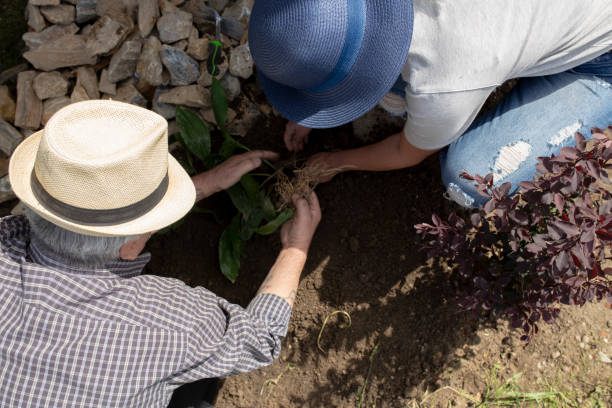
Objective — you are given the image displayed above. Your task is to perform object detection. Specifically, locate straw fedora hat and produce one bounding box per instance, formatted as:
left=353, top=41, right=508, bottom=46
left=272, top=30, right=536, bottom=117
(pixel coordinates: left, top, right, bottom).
left=9, top=100, right=196, bottom=236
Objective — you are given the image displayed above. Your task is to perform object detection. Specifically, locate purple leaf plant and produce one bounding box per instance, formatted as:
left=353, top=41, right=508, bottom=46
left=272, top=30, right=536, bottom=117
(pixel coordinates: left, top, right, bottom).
left=415, top=127, right=612, bottom=342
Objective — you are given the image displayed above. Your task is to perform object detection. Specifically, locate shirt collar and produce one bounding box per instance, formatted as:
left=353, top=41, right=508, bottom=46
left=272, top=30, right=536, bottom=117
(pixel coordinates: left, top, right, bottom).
left=28, top=239, right=151, bottom=278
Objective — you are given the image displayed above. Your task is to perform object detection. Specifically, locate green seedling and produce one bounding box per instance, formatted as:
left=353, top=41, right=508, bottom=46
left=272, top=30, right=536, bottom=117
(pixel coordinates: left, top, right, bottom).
left=176, top=78, right=292, bottom=282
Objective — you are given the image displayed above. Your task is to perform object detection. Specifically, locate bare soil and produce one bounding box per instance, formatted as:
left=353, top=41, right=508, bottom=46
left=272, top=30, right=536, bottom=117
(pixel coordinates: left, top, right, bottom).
left=146, top=111, right=612, bottom=407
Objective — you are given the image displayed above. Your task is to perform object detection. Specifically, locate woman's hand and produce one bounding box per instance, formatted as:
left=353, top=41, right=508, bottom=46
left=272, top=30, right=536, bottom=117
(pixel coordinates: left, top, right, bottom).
left=284, top=121, right=312, bottom=152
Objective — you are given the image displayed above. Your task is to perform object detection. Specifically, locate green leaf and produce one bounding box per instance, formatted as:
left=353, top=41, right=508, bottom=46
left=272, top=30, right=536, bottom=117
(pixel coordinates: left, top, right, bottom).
left=226, top=183, right=253, bottom=218
left=211, top=78, right=228, bottom=130
left=219, top=215, right=244, bottom=283
left=240, top=175, right=260, bottom=203
left=256, top=209, right=294, bottom=235
left=176, top=107, right=211, bottom=161
left=262, top=195, right=277, bottom=221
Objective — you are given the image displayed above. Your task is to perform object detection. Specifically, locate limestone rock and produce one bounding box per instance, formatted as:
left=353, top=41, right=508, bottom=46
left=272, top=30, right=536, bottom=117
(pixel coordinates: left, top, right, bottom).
left=172, top=39, right=188, bottom=52
left=0, top=176, right=16, bottom=204
left=76, top=0, right=97, bottom=23
left=96, top=0, right=126, bottom=16
left=15, top=71, right=43, bottom=130
left=159, top=0, right=179, bottom=15
left=229, top=43, right=253, bottom=79
left=0, top=120, right=24, bottom=156
left=26, top=4, right=46, bottom=32
left=220, top=73, right=240, bottom=101
left=136, top=35, right=163, bottom=87
left=40, top=4, right=75, bottom=25
left=157, top=84, right=209, bottom=108
left=115, top=83, right=147, bottom=107
left=23, top=35, right=97, bottom=71
left=157, top=11, right=192, bottom=43
left=107, top=40, right=142, bottom=83
left=152, top=87, right=176, bottom=119
left=42, top=96, right=71, bottom=125
left=0, top=86, right=16, bottom=123
left=76, top=67, right=100, bottom=99
left=63, top=0, right=79, bottom=4
left=98, top=69, right=116, bottom=95
left=187, top=28, right=208, bottom=61
left=32, top=71, right=69, bottom=100
left=160, top=45, right=199, bottom=85
left=207, top=0, right=228, bottom=11
left=0, top=158, right=8, bottom=179
left=197, top=57, right=227, bottom=87
left=30, top=0, right=60, bottom=6
left=138, top=0, right=159, bottom=37
left=222, top=0, right=253, bottom=25
left=201, top=106, right=235, bottom=126
left=70, top=83, right=89, bottom=103
left=22, top=23, right=79, bottom=49
left=85, top=13, right=134, bottom=56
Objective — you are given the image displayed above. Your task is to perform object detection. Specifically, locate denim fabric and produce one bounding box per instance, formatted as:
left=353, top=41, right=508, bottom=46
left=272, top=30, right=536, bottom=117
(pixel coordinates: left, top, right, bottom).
left=440, top=52, right=612, bottom=208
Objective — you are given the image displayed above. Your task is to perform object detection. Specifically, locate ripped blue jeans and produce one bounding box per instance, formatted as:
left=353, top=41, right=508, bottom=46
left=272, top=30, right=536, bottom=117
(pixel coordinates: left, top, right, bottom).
left=440, top=52, right=612, bottom=208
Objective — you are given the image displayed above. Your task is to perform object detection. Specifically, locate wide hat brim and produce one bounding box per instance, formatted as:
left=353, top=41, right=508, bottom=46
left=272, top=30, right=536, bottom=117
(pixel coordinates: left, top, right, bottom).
left=255, top=0, right=414, bottom=129
left=9, top=130, right=196, bottom=237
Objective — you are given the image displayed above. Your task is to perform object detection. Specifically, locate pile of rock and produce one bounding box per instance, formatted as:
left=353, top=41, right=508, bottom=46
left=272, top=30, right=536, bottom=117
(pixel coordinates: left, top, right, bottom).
left=0, top=0, right=264, bottom=205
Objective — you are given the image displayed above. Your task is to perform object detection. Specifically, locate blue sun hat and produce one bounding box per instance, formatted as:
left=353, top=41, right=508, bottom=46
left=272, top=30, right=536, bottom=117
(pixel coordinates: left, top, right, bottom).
left=248, top=0, right=414, bottom=128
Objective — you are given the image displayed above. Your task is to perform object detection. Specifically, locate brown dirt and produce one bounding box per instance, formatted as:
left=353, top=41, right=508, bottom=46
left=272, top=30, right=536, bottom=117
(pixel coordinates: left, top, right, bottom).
left=145, top=109, right=611, bottom=407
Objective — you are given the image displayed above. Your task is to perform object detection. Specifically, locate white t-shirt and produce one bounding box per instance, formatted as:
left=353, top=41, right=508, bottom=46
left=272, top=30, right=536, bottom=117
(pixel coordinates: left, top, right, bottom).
left=396, top=0, right=612, bottom=150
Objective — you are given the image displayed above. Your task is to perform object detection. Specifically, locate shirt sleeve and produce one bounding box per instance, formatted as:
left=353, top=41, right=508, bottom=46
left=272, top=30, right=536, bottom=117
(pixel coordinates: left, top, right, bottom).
left=403, top=86, right=496, bottom=150
left=171, top=290, right=292, bottom=382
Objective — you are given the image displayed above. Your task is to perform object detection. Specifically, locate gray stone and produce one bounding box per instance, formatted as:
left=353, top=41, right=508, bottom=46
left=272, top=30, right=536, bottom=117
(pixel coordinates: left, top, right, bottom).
left=0, top=86, right=16, bottom=123
left=22, top=23, right=79, bottom=49
left=85, top=13, right=134, bottom=56
left=172, top=39, right=188, bottom=52
left=76, top=0, right=97, bottom=23
left=136, top=35, right=163, bottom=86
left=70, top=83, right=89, bottom=103
left=159, top=0, right=179, bottom=14
left=197, top=57, right=227, bottom=87
left=220, top=73, right=240, bottom=101
left=160, top=45, right=200, bottom=85
left=26, top=4, right=46, bottom=32
left=76, top=67, right=100, bottom=99
left=222, top=0, right=253, bottom=25
left=152, top=88, right=176, bottom=119
left=15, top=71, right=43, bottom=130
left=351, top=106, right=404, bottom=143
left=42, top=96, right=71, bottom=125
left=229, top=43, right=253, bottom=79
left=11, top=201, right=27, bottom=216
left=32, top=71, right=69, bottom=100
left=138, top=0, right=159, bottom=37
left=157, top=84, right=209, bottom=108
left=157, top=11, right=193, bottom=43
left=187, top=28, right=209, bottom=61
left=206, top=0, right=228, bottom=11
left=96, top=0, right=126, bottom=16
left=98, top=69, right=116, bottom=95
left=23, top=35, right=97, bottom=71
left=107, top=40, right=142, bottom=83
left=40, top=4, right=75, bottom=25
left=114, top=83, right=147, bottom=107
left=29, top=0, right=60, bottom=6
left=63, top=0, right=79, bottom=4
left=0, top=176, right=16, bottom=204
left=0, top=120, right=24, bottom=156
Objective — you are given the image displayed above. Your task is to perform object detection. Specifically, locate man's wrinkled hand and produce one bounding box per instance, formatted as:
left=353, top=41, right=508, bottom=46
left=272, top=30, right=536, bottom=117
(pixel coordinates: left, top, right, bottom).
left=192, top=150, right=278, bottom=200
left=284, top=121, right=312, bottom=152
left=280, top=192, right=321, bottom=254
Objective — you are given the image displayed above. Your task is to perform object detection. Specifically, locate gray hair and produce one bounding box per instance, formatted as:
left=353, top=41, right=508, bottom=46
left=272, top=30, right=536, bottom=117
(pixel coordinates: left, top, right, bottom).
left=25, top=208, right=138, bottom=268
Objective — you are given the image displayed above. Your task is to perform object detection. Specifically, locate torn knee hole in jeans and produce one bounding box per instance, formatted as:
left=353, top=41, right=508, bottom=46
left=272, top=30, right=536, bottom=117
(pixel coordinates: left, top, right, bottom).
left=548, top=121, right=583, bottom=147
left=445, top=182, right=475, bottom=208
left=491, top=140, right=532, bottom=183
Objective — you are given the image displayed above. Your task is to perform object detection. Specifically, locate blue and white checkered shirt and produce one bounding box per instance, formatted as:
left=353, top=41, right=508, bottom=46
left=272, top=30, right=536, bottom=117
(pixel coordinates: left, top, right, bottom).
left=0, top=215, right=291, bottom=407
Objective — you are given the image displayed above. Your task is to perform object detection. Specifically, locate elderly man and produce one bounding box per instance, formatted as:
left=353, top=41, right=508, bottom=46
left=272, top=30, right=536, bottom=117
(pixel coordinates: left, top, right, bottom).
left=0, top=100, right=321, bottom=407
